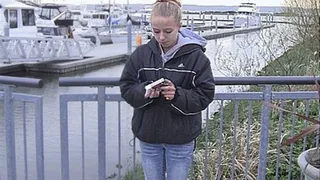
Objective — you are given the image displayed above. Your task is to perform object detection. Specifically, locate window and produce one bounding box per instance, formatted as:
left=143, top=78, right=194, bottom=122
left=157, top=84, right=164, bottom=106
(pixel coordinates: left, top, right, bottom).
left=39, top=8, right=50, bottom=20
left=72, top=11, right=81, bottom=15
left=4, top=9, right=8, bottom=22
left=51, top=8, right=61, bottom=19
left=22, top=9, right=35, bottom=26
left=57, top=11, right=72, bottom=20
left=58, top=6, right=68, bottom=13
left=9, top=10, right=17, bottom=28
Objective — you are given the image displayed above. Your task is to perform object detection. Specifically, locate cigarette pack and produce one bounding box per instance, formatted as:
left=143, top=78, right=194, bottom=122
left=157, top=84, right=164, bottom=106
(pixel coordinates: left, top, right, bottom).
left=145, top=78, right=165, bottom=90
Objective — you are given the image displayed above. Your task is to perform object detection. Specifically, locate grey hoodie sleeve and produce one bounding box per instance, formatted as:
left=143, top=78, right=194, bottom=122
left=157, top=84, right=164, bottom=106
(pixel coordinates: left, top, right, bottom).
left=119, top=51, right=153, bottom=109
left=170, top=53, right=215, bottom=115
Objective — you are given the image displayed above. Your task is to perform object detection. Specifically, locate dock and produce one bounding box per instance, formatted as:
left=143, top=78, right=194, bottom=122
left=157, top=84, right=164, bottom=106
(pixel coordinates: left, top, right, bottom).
left=0, top=24, right=275, bottom=75
left=0, top=43, right=130, bottom=74
left=183, top=18, right=292, bottom=24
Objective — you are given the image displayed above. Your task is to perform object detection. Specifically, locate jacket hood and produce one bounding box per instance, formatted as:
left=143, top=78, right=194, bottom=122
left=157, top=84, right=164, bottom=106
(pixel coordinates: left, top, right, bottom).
left=148, top=28, right=207, bottom=63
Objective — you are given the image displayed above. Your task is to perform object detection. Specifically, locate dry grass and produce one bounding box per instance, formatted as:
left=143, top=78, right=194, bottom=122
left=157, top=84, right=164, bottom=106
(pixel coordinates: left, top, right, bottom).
left=192, top=121, right=281, bottom=180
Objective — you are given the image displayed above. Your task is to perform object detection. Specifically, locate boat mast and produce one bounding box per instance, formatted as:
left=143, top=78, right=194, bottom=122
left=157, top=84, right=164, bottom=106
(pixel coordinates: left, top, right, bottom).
left=108, top=0, right=111, bottom=33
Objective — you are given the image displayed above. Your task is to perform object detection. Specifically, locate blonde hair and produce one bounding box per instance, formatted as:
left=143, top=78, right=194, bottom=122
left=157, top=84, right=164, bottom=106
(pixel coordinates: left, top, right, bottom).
left=151, top=0, right=182, bottom=24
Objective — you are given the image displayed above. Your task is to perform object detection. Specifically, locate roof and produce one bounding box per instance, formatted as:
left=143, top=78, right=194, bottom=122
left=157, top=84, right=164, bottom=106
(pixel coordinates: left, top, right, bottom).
left=4, top=1, right=35, bottom=9
left=40, top=3, right=67, bottom=8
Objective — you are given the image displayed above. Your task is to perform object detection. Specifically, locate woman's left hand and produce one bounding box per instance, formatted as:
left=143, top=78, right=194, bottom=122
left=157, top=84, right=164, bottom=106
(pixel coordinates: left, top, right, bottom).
left=160, top=79, right=176, bottom=101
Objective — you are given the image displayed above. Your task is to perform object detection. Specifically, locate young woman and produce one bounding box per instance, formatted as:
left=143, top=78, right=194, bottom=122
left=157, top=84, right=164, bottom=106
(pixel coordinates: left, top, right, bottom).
left=120, top=0, right=215, bottom=179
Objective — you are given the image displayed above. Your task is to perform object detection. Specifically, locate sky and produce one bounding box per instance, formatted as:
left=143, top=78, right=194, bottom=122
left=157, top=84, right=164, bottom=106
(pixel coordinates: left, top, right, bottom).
left=48, top=0, right=286, bottom=7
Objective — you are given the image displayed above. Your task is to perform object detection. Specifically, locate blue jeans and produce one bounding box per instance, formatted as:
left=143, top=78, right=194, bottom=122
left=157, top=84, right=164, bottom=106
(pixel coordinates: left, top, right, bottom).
left=139, top=140, right=194, bottom=180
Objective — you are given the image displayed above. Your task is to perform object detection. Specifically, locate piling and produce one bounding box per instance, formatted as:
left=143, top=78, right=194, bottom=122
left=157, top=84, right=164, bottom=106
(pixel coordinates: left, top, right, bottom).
left=127, top=20, right=132, bottom=54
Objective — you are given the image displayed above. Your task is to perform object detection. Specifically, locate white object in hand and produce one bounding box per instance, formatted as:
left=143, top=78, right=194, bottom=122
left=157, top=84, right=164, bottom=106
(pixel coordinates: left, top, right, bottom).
left=145, top=78, right=165, bottom=90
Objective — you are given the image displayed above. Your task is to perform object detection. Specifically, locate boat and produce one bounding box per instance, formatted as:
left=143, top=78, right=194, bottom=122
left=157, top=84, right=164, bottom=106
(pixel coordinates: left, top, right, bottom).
left=130, top=5, right=152, bottom=22
left=0, top=0, right=37, bottom=37
left=0, top=1, right=97, bottom=62
left=226, top=1, right=261, bottom=28
left=36, top=3, right=74, bottom=38
left=36, top=3, right=112, bottom=44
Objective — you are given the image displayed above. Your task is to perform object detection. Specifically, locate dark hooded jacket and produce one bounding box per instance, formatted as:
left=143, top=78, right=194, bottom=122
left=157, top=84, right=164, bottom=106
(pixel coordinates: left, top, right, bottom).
left=120, top=29, right=215, bottom=144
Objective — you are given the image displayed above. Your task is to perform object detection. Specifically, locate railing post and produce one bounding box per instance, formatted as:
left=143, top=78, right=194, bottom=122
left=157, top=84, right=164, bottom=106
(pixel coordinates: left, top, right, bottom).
left=259, top=14, right=262, bottom=27
left=4, top=85, right=17, bottom=180
left=132, top=137, right=136, bottom=180
left=202, top=14, right=205, bottom=24
left=187, top=15, right=189, bottom=27
left=202, top=107, right=210, bottom=180
left=210, top=14, right=213, bottom=30
left=215, top=17, right=218, bottom=32
left=191, top=17, right=194, bottom=31
left=35, top=98, right=45, bottom=180
left=98, top=86, right=106, bottom=180
left=60, top=96, right=70, bottom=180
left=257, top=85, right=272, bottom=180
left=127, top=20, right=132, bottom=55
left=117, top=102, right=122, bottom=180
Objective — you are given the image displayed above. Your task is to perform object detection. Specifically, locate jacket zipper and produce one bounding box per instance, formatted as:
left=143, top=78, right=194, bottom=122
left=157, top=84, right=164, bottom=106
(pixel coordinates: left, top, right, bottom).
left=160, top=53, right=165, bottom=78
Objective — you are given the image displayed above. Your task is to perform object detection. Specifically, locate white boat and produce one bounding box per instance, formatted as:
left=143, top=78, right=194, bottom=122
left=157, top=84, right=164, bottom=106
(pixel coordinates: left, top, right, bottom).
left=36, top=3, right=112, bottom=44
left=0, top=0, right=37, bottom=37
left=130, top=5, right=151, bottom=22
left=226, top=1, right=261, bottom=28
left=36, top=3, right=73, bottom=37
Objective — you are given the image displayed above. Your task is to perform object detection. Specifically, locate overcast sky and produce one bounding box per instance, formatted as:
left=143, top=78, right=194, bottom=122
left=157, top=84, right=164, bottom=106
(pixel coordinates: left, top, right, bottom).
left=46, top=0, right=286, bottom=6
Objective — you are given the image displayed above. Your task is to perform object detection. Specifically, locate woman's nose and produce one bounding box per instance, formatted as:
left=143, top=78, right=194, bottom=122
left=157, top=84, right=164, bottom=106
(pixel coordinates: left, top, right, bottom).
left=159, top=33, right=165, bottom=41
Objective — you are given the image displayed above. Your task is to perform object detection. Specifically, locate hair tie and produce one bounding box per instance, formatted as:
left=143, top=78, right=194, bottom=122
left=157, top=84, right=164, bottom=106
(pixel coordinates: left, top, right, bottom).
left=154, top=0, right=181, bottom=7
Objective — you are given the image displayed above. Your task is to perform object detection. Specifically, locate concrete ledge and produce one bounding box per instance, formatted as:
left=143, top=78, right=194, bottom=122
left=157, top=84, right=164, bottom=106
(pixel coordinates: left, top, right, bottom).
left=203, top=24, right=275, bottom=40
left=0, top=63, right=25, bottom=74
left=0, top=54, right=128, bottom=74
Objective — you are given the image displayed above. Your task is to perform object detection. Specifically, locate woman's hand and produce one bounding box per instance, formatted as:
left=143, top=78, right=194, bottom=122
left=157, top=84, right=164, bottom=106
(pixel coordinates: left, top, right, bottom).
left=144, top=88, right=161, bottom=99
left=160, top=79, right=176, bottom=100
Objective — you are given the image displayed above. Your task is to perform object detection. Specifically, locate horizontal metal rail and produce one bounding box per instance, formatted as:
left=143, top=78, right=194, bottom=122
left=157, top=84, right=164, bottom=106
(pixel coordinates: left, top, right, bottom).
left=0, top=76, right=43, bottom=88
left=59, top=76, right=320, bottom=87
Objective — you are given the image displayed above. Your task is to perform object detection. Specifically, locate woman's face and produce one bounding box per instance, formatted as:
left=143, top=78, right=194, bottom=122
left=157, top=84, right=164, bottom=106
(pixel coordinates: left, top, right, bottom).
left=151, top=16, right=180, bottom=50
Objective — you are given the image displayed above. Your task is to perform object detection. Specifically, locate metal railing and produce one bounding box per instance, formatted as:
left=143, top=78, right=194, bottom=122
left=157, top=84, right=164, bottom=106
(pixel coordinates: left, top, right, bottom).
left=0, top=76, right=43, bottom=180
left=0, top=37, right=95, bottom=63
left=58, top=76, right=320, bottom=180
left=1, top=76, right=320, bottom=180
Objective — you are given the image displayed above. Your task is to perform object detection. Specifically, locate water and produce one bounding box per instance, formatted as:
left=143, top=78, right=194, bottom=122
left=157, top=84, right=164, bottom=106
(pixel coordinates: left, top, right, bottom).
left=0, top=23, right=293, bottom=180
